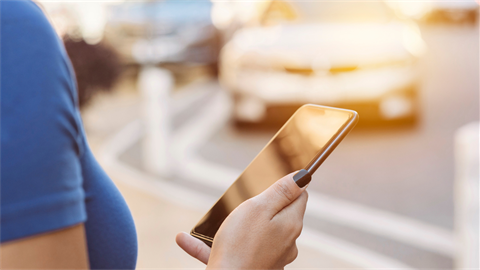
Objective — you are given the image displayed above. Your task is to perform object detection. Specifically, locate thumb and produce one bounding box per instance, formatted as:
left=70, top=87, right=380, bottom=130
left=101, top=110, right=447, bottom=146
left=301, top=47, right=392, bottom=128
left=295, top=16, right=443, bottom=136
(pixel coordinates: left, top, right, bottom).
left=175, top=232, right=211, bottom=265
left=258, top=171, right=304, bottom=215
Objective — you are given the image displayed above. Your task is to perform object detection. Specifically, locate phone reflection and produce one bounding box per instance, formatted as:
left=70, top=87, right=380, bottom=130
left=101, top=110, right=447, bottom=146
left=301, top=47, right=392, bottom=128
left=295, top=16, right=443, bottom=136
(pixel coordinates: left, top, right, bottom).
left=193, top=106, right=352, bottom=240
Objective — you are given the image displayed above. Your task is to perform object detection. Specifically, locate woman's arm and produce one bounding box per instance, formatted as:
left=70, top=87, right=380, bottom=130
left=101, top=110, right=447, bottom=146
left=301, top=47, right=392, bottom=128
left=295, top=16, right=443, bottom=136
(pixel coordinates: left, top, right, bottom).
left=1, top=224, right=89, bottom=269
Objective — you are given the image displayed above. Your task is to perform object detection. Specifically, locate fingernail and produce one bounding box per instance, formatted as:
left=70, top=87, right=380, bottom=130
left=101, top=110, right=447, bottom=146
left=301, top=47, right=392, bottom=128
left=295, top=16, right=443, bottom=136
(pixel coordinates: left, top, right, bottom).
left=293, top=169, right=311, bottom=188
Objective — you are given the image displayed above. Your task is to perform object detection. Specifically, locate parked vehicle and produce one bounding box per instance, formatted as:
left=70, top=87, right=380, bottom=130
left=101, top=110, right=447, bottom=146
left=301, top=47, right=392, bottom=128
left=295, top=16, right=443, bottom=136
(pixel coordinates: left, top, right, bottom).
left=425, top=1, right=478, bottom=25
left=219, top=1, right=426, bottom=127
left=385, top=0, right=478, bottom=25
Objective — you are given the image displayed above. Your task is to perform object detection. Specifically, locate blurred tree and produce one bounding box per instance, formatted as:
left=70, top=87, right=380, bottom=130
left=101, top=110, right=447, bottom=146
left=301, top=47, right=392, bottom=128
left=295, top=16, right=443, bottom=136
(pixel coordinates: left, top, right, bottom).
left=63, top=37, right=121, bottom=108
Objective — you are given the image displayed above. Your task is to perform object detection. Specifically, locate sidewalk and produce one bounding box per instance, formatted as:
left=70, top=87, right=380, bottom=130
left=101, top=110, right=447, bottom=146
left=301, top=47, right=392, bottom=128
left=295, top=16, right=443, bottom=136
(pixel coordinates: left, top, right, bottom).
left=83, top=79, right=205, bottom=268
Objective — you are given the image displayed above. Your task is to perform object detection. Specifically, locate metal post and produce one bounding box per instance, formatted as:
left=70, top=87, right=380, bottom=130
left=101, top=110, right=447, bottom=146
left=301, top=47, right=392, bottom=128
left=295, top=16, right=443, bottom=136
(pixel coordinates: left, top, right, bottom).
left=138, top=66, right=173, bottom=177
left=454, top=122, right=479, bottom=269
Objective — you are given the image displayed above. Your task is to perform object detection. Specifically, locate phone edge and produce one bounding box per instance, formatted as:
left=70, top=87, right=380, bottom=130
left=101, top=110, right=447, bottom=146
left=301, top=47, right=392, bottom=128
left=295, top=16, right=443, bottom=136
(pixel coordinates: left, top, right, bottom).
left=190, top=105, right=359, bottom=244
left=305, top=108, right=359, bottom=174
left=190, top=230, right=213, bottom=247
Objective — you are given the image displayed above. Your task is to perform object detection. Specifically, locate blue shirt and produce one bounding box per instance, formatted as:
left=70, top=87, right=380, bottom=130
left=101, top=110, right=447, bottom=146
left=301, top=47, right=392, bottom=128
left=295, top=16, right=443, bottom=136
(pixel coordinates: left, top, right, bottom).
left=0, top=1, right=138, bottom=269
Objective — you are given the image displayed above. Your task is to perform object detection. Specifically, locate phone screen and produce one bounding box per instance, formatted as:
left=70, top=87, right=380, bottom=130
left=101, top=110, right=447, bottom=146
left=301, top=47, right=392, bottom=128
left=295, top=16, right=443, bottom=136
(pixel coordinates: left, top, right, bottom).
left=192, top=105, right=357, bottom=241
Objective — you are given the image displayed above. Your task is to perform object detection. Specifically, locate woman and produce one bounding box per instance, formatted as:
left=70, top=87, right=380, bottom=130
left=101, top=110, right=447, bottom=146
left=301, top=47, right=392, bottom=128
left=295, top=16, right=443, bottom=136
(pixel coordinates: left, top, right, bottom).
left=0, top=1, right=308, bottom=269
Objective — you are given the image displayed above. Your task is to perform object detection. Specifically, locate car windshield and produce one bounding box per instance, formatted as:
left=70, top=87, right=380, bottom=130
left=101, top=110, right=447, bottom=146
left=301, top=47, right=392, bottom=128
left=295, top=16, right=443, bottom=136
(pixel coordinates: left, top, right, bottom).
left=287, top=1, right=395, bottom=23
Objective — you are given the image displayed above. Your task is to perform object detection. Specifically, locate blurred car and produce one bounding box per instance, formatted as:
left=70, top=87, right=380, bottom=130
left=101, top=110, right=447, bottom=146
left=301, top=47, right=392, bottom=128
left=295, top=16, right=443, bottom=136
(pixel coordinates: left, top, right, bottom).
left=104, top=0, right=219, bottom=69
left=385, top=0, right=478, bottom=25
left=425, top=1, right=478, bottom=25
left=219, top=1, right=426, bottom=128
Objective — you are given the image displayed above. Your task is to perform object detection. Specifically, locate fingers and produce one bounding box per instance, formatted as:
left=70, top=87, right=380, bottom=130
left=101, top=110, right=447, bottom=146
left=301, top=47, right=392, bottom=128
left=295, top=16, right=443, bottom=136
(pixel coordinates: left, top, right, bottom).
left=259, top=172, right=304, bottom=215
left=277, top=190, right=308, bottom=222
left=175, top=232, right=211, bottom=265
left=285, top=244, right=299, bottom=265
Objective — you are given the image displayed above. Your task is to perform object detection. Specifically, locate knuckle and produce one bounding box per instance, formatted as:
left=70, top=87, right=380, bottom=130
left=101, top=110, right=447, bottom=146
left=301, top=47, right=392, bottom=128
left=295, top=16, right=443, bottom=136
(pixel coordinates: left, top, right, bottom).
left=243, top=197, right=255, bottom=207
left=294, top=221, right=303, bottom=232
left=193, top=243, right=203, bottom=258
left=294, top=223, right=303, bottom=238
left=274, top=181, right=295, bottom=202
left=246, top=197, right=262, bottom=211
left=293, top=245, right=298, bottom=258
left=288, top=221, right=302, bottom=238
left=287, top=245, right=298, bottom=263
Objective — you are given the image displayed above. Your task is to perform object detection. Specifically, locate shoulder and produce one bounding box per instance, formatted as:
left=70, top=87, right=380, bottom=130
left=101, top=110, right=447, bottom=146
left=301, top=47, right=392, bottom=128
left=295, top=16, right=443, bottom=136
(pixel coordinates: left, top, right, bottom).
left=1, top=0, right=82, bottom=155
left=1, top=0, right=69, bottom=63
left=2, top=1, right=50, bottom=23
left=1, top=0, right=78, bottom=108
left=1, top=0, right=54, bottom=35
left=1, top=0, right=71, bottom=67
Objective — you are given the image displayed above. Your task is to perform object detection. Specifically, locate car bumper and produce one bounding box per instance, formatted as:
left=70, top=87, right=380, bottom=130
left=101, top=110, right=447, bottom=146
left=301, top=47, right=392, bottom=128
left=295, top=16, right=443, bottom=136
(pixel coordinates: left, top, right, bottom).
left=221, top=65, right=419, bottom=126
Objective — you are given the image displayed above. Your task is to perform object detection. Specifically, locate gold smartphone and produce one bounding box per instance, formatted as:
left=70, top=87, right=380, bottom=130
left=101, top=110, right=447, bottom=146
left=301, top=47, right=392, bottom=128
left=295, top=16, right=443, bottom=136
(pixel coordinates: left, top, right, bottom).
left=191, top=104, right=359, bottom=246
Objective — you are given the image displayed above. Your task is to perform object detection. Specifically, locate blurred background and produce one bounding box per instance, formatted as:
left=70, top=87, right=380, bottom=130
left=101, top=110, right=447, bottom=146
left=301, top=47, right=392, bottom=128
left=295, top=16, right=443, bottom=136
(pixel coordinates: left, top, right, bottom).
left=39, top=0, right=479, bottom=269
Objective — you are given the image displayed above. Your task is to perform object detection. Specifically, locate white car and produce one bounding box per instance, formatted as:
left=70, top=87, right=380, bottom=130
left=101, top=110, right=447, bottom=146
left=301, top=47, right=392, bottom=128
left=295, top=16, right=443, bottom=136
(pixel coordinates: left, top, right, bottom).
left=219, top=1, right=426, bottom=127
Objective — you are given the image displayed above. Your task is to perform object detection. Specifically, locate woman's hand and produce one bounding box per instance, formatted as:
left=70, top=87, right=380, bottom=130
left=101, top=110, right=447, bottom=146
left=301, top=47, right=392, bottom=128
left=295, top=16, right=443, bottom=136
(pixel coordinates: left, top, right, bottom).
left=176, top=172, right=308, bottom=269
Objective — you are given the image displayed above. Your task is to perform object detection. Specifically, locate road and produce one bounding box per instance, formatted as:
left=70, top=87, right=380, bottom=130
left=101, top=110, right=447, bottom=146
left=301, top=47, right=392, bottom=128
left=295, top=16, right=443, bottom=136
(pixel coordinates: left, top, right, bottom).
left=117, top=24, right=478, bottom=268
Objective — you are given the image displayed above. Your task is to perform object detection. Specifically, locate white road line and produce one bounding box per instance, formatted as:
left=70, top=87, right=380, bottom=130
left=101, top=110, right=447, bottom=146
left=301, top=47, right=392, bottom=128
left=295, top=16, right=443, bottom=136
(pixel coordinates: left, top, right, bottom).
left=98, top=120, right=215, bottom=212
left=306, top=191, right=455, bottom=257
left=171, top=90, right=240, bottom=189
left=171, top=79, right=217, bottom=116
left=97, top=119, right=416, bottom=269
left=298, top=227, right=415, bottom=270
left=170, top=88, right=456, bottom=257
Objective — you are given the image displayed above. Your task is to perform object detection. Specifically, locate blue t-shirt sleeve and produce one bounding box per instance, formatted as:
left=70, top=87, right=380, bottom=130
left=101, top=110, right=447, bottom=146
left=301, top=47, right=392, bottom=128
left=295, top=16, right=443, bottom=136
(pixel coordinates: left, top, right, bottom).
left=1, top=0, right=86, bottom=242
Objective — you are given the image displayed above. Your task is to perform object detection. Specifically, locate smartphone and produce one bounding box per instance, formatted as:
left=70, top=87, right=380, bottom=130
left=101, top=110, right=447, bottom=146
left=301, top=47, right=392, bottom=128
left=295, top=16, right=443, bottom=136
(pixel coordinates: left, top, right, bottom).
left=191, top=104, right=358, bottom=246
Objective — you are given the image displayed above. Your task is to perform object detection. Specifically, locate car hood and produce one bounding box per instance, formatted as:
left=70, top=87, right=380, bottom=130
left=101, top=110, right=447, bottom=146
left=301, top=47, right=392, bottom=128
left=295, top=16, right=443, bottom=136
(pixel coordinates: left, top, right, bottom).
left=227, top=22, right=417, bottom=71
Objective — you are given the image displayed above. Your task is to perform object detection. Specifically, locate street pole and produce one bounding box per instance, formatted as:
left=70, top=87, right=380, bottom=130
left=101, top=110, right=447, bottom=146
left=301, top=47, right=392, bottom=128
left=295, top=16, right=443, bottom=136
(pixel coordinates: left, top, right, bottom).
left=138, top=66, right=173, bottom=177
left=454, top=122, right=479, bottom=269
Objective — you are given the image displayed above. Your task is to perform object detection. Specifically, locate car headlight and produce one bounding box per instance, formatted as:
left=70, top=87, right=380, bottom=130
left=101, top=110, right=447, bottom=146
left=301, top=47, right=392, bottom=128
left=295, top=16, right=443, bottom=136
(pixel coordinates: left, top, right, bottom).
left=379, top=94, right=414, bottom=119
